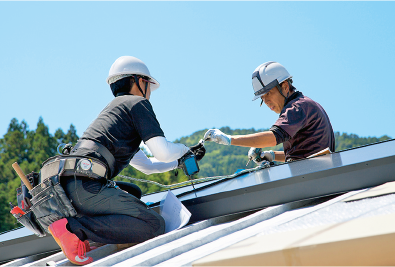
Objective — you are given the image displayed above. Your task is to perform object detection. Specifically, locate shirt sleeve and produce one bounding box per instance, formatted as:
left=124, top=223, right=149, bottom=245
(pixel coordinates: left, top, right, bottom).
left=145, top=136, right=189, bottom=163
left=272, top=103, right=307, bottom=139
left=130, top=99, right=165, bottom=142
left=130, top=149, right=178, bottom=175
left=270, top=125, right=291, bottom=145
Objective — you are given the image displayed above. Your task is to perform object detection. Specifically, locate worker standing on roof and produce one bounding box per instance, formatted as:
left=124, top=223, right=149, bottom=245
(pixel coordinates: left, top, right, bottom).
left=204, top=61, right=334, bottom=163
left=47, top=56, right=206, bottom=265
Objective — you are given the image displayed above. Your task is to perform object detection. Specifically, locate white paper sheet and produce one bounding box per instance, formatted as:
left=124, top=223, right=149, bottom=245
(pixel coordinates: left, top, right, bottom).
left=160, top=190, right=192, bottom=233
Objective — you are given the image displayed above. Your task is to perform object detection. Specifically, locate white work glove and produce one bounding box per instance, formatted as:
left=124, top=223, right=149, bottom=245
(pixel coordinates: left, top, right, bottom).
left=203, top=129, right=231, bottom=145
left=260, top=150, right=275, bottom=162
left=248, top=147, right=275, bottom=164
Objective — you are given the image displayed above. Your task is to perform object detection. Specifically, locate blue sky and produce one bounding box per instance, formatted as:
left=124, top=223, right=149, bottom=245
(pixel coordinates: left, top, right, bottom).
left=1, top=2, right=394, bottom=143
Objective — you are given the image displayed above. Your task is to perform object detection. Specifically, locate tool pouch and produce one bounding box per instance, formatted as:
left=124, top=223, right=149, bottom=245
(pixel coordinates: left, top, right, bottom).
left=16, top=210, right=46, bottom=237
left=30, top=175, right=77, bottom=233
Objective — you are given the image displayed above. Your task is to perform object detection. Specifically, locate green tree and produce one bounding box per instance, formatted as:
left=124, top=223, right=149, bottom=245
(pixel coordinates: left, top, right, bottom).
left=0, top=119, right=30, bottom=232
left=26, top=117, right=57, bottom=172
left=0, top=119, right=29, bottom=176
left=55, top=124, right=79, bottom=146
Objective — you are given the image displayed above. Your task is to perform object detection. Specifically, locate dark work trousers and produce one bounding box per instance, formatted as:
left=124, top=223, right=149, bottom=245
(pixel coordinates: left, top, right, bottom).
left=60, top=176, right=165, bottom=244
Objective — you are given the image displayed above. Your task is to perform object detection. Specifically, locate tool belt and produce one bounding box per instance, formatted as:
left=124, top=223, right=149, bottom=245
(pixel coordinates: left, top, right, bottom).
left=15, top=155, right=109, bottom=237
left=40, top=155, right=109, bottom=183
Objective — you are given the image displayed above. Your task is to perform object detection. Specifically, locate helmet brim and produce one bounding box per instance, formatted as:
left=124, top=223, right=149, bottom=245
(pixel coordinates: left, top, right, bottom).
left=252, top=93, right=266, bottom=101
left=107, top=72, right=160, bottom=91
left=251, top=79, right=280, bottom=101
left=147, top=76, right=160, bottom=91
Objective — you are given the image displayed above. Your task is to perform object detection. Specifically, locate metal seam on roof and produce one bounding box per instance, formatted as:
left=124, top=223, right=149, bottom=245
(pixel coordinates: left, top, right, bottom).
left=21, top=251, right=65, bottom=267
left=2, top=251, right=58, bottom=267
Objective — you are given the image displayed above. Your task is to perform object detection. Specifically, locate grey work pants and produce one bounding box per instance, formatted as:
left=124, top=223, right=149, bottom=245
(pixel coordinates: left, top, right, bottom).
left=61, top=177, right=165, bottom=244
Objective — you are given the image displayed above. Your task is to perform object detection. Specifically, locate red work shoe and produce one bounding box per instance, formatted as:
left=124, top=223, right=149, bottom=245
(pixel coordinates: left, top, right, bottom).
left=84, top=240, right=98, bottom=252
left=48, top=218, right=93, bottom=265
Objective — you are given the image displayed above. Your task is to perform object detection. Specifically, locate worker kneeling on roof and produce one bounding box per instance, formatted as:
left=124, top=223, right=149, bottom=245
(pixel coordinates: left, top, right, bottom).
left=47, top=56, right=205, bottom=265
left=204, top=61, right=335, bottom=163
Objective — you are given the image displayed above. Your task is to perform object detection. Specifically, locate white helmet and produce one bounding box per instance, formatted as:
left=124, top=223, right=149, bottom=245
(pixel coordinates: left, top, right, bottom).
left=251, top=61, right=292, bottom=101
left=106, top=56, right=160, bottom=91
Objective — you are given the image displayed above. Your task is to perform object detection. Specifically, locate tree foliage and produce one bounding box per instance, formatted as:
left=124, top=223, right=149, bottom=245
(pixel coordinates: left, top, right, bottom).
left=0, top=118, right=392, bottom=233
left=335, top=132, right=391, bottom=151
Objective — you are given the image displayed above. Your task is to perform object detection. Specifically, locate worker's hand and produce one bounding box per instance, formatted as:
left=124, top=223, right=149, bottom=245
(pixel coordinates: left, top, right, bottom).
left=260, top=150, right=275, bottom=163
left=189, top=142, right=206, bottom=161
left=248, top=147, right=262, bottom=164
left=248, top=148, right=275, bottom=164
left=203, top=129, right=231, bottom=145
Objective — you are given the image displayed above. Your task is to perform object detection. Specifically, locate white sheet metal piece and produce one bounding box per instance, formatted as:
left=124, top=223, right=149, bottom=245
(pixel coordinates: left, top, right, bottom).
left=260, top=189, right=395, bottom=236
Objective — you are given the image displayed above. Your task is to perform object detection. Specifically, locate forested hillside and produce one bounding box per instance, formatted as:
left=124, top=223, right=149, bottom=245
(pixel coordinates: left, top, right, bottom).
left=0, top=118, right=391, bottom=233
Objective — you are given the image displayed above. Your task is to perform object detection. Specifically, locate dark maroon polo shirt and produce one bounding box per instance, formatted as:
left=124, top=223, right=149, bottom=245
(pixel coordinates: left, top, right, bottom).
left=271, top=91, right=335, bottom=161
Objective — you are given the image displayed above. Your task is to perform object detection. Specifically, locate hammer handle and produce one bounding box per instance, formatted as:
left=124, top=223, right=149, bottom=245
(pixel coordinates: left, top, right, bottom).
left=12, top=162, right=33, bottom=191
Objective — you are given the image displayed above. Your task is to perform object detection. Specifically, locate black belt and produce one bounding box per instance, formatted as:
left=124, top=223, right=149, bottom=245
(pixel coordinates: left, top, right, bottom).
left=71, top=139, right=116, bottom=178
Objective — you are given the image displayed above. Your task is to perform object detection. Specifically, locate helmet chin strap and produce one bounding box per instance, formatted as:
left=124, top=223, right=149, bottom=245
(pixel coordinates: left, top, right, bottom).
left=133, top=75, right=148, bottom=98
left=276, top=82, right=290, bottom=106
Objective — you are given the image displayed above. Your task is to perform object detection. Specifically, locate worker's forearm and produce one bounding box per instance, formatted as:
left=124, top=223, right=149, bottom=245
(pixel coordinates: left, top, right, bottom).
left=230, top=131, right=277, bottom=148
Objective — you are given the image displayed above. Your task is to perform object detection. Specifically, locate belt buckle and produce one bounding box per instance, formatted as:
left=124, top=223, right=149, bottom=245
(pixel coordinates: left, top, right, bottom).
left=76, top=158, right=94, bottom=176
